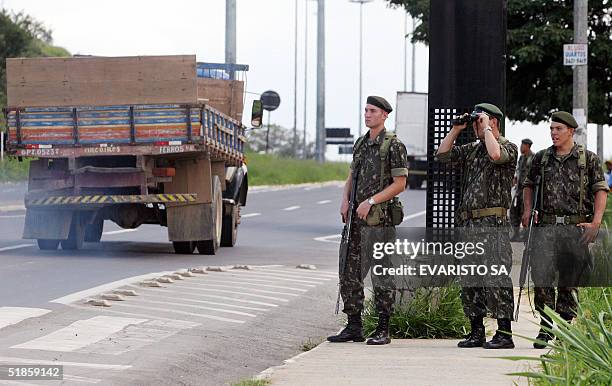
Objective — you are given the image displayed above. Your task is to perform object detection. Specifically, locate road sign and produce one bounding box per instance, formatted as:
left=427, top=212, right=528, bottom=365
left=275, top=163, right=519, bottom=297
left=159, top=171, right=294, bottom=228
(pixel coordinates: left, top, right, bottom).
left=563, top=44, right=588, bottom=66
left=261, top=90, right=281, bottom=111
left=326, top=128, right=351, bottom=138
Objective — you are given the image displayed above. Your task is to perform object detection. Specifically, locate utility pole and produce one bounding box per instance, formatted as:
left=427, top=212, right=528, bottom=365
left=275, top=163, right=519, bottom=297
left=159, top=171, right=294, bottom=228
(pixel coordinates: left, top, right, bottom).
left=403, top=12, right=408, bottom=91
left=350, top=0, right=373, bottom=137
left=411, top=17, right=416, bottom=92
left=573, top=0, right=588, bottom=146
left=315, top=0, right=325, bottom=163
left=292, top=0, right=299, bottom=158
left=303, top=0, right=312, bottom=159
left=225, top=0, right=237, bottom=80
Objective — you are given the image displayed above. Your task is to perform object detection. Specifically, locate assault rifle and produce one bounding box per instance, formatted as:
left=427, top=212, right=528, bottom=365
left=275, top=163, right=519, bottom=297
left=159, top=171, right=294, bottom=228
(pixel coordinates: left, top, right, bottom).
left=514, top=175, right=541, bottom=321
left=336, top=163, right=360, bottom=314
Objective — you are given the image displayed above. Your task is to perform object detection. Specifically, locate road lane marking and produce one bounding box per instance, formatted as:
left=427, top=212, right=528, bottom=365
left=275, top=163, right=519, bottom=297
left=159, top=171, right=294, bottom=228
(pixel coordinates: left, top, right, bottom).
left=0, top=214, right=25, bottom=219
left=110, top=303, right=246, bottom=324
left=137, top=293, right=269, bottom=312
left=282, top=206, right=300, bottom=211
left=128, top=299, right=257, bottom=317
left=171, top=282, right=299, bottom=297
left=241, top=212, right=261, bottom=218
left=194, top=278, right=308, bottom=292
left=67, top=304, right=202, bottom=326
left=103, top=229, right=138, bottom=235
left=204, top=274, right=316, bottom=288
left=126, top=285, right=280, bottom=307
left=317, top=200, right=331, bottom=204
left=258, top=268, right=337, bottom=278
left=0, top=204, right=25, bottom=212
left=403, top=210, right=426, bottom=221
left=63, top=374, right=101, bottom=384
left=11, top=316, right=147, bottom=352
left=0, top=356, right=131, bottom=370
left=0, top=244, right=33, bottom=253
left=0, top=307, right=51, bottom=329
left=313, top=234, right=341, bottom=244
left=227, top=270, right=327, bottom=284
left=168, top=284, right=290, bottom=302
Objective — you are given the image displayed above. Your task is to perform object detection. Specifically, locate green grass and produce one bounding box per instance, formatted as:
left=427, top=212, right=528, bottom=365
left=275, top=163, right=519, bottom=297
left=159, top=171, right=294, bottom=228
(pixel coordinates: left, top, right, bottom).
left=604, top=196, right=612, bottom=228
left=0, top=157, right=30, bottom=182
left=231, top=379, right=270, bottom=386
left=246, top=152, right=349, bottom=186
left=301, top=337, right=323, bottom=352
left=363, top=285, right=470, bottom=339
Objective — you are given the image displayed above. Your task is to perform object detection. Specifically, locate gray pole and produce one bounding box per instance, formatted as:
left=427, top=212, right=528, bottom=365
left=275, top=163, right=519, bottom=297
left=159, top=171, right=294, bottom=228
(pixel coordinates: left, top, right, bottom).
left=411, top=17, right=416, bottom=92
left=357, top=1, right=364, bottom=137
left=225, top=0, right=237, bottom=80
left=403, top=12, right=407, bottom=92
left=573, top=0, right=588, bottom=146
left=315, top=0, right=325, bottom=163
left=303, top=0, right=310, bottom=159
left=597, top=124, right=603, bottom=160
left=293, top=0, right=299, bottom=158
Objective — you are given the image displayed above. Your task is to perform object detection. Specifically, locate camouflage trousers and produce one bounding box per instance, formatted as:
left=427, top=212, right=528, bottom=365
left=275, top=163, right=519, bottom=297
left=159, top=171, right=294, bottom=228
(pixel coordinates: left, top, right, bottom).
left=339, top=221, right=396, bottom=316
left=459, top=218, right=515, bottom=320
left=509, top=190, right=524, bottom=228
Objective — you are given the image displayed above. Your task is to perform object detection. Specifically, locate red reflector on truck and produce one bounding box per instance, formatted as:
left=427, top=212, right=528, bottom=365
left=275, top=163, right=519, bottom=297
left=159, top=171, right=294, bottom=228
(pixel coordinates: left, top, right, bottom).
left=25, top=144, right=53, bottom=149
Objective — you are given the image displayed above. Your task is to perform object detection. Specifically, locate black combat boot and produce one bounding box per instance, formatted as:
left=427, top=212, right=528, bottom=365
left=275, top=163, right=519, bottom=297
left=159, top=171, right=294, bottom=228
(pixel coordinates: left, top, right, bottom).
left=534, top=316, right=553, bottom=349
left=457, top=318, right=485, bottom=348
left=366, top=313, right=391, bottom=345
left=483, top=318, right=515, bottom=349
left=327, top=314, right=365, bottom=342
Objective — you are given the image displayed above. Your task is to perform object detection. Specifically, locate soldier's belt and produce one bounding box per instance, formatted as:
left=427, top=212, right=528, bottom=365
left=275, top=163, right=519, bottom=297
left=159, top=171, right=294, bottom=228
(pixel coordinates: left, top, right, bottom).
left=540, top=213, right=591, bottom=225
left=460, top=207, right=507, bottom=221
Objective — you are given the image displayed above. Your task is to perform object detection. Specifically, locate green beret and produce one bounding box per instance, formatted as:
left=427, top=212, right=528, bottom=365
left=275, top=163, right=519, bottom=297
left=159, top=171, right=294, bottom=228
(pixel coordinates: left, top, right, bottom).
left=474, top=103, right=503, bottom=120
left=551, top=111, right=578, bottom=128
left=366, top=96, right=393, bottom=113
left=521, top=138, right=533, bottom=145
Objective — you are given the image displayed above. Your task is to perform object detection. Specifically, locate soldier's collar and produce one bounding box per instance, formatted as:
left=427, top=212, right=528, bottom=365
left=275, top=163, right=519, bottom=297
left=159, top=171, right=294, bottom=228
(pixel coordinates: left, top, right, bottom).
left=552, top=143, right=579, bottom=158
left=366, top=128, right=386, bottom=145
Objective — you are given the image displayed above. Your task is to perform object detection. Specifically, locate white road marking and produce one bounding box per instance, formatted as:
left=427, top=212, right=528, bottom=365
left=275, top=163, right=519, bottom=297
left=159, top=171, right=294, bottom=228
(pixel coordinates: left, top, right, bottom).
left=282, top=205, right=300, bottom=211
left=11, top=316, right=147, bottom=352
left=103, top=229, right=138, bottom=235
left=126, top=285, right=280, bottom=307
left=252, top=264, right=285, bottom=268
left=227, top=270, right=326, bottom=284
left=403, top=210, right=427, bottom=221
left=129, top=299, right=257, bottom=317
left=313, top=234, right=341, bottom=244
left=63, top=374, right=102, bottom=384
left=0, top=307, right=51, bottom=329
left=195, top=278, right=308, bottom=292
left=139, top=293, right=269, bottom=312
left=258, top=268, right=338, bottom=278
left=0, top=214, right=25, bottom=219
left=0, top=356, right=131, bottom=370
left=241, top=213, right=261, bottom=218
left=169, top=284, right=290, bottom=302
left=317, top=200, right=331, bottom=204
left=214, top=274, right=316, bottom=288
left=172, top=282, right=299, bottom=297
left=67, top=304, right=201, bottom=327
left=110, top=303, right=246, bottom=324
left=0, top=204, right=25, bottom=212
left=50, top=270, right=177, bottom=305
left=0, top=244, right=33, bottom=253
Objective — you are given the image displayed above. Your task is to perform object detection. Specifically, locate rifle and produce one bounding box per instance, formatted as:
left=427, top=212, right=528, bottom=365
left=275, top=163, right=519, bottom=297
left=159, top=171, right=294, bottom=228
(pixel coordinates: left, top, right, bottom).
left=335, top=163, right=360, bottom=314
left=514, top=175, right=541, bottom=321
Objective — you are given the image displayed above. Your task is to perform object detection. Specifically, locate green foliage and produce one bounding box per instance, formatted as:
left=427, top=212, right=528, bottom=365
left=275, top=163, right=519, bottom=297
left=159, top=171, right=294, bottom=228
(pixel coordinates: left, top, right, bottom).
left=0, top=157, right=30, bottom=182
left=231, top=379, right=270, bottom=386
left=504, top=288, right=612, bottom=385
left=301, top=337, right=323, bottom=352
left=245, top=152, right=348, bottom=186
left=363, top=286, right=470, bottom=339
left=386, top=0, right=612, bottom=124
left=245, top=124, right=315, bottom=159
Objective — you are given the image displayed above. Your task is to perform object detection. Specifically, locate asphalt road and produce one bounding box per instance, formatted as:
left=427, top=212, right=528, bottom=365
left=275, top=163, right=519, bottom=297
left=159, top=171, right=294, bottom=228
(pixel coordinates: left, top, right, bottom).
left=0, top=181, right=426, bottom=385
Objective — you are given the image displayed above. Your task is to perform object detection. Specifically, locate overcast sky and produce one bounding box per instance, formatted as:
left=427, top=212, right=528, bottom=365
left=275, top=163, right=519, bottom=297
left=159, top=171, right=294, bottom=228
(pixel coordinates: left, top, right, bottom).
left=4, top=0, right=610, bottom=159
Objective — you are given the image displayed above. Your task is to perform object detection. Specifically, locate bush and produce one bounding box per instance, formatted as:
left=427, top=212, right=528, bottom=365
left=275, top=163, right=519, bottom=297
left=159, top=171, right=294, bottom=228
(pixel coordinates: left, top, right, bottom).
left=363, top=285, right=470, bottom=339
left=0, top=157, right=30, bottom=182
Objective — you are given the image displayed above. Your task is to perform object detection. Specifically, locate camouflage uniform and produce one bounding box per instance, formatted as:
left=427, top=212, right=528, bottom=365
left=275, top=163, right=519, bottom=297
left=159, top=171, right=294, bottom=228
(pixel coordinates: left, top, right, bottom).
left=510, top=150, right=534, bottom=228
left=341, top=128, right=408, bottom=317
left=436, top=136, right=517, bottom=320
left=524, top=144, right=609, bottom=317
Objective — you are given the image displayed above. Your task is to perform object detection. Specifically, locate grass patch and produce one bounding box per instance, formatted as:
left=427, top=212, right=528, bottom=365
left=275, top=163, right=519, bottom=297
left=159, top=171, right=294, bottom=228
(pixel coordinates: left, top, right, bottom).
left=363, top=285, right=470, bottom=339
left=301, top=337, right=323, bottom=352
left=604, top=196, right=612, bottom=228
left=0, top=157, right=30, bottom=182
left=245, top=152, right=349, bottom=186
left=232, top=379, right=270, bottom=386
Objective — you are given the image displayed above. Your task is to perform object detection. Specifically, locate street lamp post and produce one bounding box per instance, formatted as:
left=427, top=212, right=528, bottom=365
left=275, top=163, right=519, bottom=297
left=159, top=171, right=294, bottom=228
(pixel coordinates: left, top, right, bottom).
left=349, top=0, right=372, bottom=137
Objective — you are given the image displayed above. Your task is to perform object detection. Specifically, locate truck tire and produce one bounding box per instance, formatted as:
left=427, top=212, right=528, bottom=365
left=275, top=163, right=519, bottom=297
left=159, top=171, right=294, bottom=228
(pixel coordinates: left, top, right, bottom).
left=85, top=219, right=104, bottom=242
left=197, top=176, right=222, bottom=255
left=220, top=204, right=238, bottom=247
left=37, top=239, right=60, bottom=250
left=61, top=212, right=85, bottom=250
left=173, top=241, right=196, bottom=254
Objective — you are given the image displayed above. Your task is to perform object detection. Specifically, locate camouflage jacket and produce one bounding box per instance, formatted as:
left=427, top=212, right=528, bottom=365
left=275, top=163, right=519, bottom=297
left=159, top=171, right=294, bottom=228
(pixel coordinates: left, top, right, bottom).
left=516, top=151, right=534, bottom=188
left=524, top=144, right=609, bottom=215
left=436, top=136, right=518, bottom=216
left=350, top=128, right=409, bottom=206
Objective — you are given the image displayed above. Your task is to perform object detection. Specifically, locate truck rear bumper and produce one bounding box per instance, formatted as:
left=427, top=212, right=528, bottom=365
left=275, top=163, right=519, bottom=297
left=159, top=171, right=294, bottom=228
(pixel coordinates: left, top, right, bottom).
left=26, top=193, right=197, bottom=209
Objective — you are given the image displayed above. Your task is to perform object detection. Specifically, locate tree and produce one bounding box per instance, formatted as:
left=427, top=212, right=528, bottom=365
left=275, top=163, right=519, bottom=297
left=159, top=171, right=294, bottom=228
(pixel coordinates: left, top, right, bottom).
left=245, top=124, right=316, bottom=158
left=387, top=0, right=612, bottom=124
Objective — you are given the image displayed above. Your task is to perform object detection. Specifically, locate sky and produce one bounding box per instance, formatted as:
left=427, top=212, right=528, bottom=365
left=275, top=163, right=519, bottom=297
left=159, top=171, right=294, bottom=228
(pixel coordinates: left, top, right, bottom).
left=4, top=0, right=610, bottom=159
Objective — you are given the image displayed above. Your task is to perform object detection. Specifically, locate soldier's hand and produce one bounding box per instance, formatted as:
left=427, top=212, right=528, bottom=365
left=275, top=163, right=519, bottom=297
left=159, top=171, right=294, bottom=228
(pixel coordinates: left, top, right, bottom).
left=577, top=221, right=600, bottom=244
left=476, top=113, right=490, bottom=131
left=356, top=200, right=372, bottom=221
left=521, top=210, right=536, bottom=227
left=452, top=114, right=469, bottom=131
left=340, top=198, right=349, bottom=223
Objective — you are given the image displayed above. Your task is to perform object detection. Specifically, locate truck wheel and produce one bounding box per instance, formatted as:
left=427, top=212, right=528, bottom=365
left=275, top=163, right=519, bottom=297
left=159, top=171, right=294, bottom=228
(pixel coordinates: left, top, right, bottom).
left=85, top=219, right=104, bottom=242
left=220, top=204, right=238, bottom=247
left=37, top=239, right=60, bottom=250
left=61, top=212, right=85, bottom=250
left=173, top=241, right=196, bottom=254
left=197, top=176, right=222, bottom=255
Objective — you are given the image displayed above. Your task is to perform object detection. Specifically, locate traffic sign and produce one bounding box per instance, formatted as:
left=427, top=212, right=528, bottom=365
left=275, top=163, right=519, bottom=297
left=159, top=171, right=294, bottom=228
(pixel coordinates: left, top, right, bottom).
left=261, top=90, right=281, bottom=111
left=563, top=44, right=588, bottom=66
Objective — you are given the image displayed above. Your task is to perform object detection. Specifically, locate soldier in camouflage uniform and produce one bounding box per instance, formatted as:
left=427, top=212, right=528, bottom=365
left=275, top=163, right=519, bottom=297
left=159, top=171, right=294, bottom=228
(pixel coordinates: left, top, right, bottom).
left=436, top=103, right=517, bottom=349
left=522, top=111, right=609, bottom=349
left=327, top=96, right=408, bottom=346
left=510, top=138, right=534, bottom=240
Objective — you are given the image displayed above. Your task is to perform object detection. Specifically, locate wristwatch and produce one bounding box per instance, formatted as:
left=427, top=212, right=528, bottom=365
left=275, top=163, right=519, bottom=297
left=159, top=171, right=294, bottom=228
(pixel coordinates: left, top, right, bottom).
left=367, top=197, right=376, bottom=205
left=484, top=126, right=493, bottom=133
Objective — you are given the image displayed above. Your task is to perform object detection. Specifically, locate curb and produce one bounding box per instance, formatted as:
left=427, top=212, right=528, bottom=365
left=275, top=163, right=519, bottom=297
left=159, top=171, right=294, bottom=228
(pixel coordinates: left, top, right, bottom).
left=255, top=341, right=330, bottom=382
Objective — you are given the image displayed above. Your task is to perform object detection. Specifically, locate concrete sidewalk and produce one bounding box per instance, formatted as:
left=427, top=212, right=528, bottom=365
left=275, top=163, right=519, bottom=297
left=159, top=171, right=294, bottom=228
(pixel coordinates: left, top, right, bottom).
left=259, top=299, right=543, bottom=385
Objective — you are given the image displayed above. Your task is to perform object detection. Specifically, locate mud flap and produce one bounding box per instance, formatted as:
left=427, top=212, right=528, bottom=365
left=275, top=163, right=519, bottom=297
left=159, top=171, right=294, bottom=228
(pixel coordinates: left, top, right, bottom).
left=167, top=203, right=213, bottom=242
left=23, top=209, right=72, bottom=240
